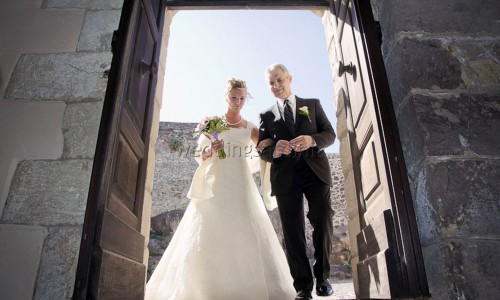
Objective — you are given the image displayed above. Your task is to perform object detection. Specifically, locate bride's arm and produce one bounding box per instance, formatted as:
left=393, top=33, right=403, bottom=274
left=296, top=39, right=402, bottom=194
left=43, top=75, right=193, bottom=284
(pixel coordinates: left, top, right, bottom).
left=194, top=134, right=211, bottom=164
left=251, top=126, right=273, bottom=152
left=251, top=126, right=259, bottom=145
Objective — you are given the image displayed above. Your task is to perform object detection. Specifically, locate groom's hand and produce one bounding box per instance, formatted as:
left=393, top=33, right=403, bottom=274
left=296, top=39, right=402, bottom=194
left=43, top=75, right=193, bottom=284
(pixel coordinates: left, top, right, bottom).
left=290, top=135, right=315, bottom=151
left=274, top=140, right=293, bottom=157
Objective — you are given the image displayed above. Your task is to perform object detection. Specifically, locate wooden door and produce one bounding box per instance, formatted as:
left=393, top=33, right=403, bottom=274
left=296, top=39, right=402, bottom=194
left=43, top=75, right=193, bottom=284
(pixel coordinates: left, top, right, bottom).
left=73, top=0, right=165, bottom=299
left=330, top=0, right=428, bottom=298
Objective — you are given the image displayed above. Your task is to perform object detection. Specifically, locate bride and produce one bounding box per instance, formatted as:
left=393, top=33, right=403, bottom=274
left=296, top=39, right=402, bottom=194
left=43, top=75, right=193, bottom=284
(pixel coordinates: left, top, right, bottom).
left=145, top=78, right=296, bottom=300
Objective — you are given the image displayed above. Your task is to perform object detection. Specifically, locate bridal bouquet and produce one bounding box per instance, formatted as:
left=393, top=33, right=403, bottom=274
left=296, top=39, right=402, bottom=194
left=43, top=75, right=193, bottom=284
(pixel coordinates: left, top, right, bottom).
left=193, top=116, right=230, bottom=159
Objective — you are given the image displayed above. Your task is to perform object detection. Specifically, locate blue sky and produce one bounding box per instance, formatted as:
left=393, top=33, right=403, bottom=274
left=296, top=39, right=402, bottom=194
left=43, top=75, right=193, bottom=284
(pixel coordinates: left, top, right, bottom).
left=160, top=9, right=339, bottom=153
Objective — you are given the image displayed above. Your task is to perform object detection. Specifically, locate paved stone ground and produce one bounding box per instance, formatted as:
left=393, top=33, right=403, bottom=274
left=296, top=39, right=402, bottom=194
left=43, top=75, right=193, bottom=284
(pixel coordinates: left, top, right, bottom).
left=312, top=279, right=356, bottom=300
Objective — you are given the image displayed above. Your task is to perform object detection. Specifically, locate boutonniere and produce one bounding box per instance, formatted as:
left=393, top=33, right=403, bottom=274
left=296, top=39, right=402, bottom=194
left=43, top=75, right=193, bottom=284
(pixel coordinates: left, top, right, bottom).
left=298, top=106, right=311, bottom=122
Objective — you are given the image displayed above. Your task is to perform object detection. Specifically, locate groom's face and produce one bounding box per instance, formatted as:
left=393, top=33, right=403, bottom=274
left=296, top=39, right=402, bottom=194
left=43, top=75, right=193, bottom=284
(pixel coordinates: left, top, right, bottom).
left=267, top=69, right=292, bottom=100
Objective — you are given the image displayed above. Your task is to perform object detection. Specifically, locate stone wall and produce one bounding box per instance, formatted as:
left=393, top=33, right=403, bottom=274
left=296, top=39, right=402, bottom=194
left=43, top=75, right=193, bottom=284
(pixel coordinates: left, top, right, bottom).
left=371, top=1, right=500, bottom=299
left=148, top=122, right=351, bottom=279
left=0, top=1, right=120, bottom=299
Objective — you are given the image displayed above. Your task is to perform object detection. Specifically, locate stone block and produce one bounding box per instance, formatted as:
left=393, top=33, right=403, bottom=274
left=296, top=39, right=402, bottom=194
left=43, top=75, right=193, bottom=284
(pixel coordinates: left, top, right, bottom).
left=87, top=0, right=123, bottom=10
left=468, top=59, right=500, bottom=87
left=0, top=224, right=48, bottom=300
left=413, top=168, right=437, bottom=242
left=0, top=101, right=65, bottom=160
left=448, top=40, right=500, bottom=88
left=42, top=0, right=123, bottom=9
left=422, top=239, right=500, bottom=300
left=0, top=101, right=65, bottom=211
left=33, top=226, right=82, bottom=300
left=145, top=142, right=157, bottom=194
left=77, top=9, right=121, bottom=52
left=1, top=159, right=93, bottom=225
left=467, top=93, right=500, bottom=155
left=141, top=191, right=153, bottom=240
left=492, top=42, right=500, bottom=61
left=395, top=94, right=426, bottom=178
left=159, top=10, right=177, bottom=73
left=63, top=101, right=103, bottom=158
left=407, top=93, right=500, bottom=157
left=412, top=93, right=468, bottom=156
left=378, top=0, right=500, bottom=55
left=5, top=52, right=111, bottom=102
left=386, top=38, right=463, bottom=110
left=0, top=2, right=85, bottom=94
left=42, top=0, right=87, bottom=8
left=417, top=159, right=500, bottom=243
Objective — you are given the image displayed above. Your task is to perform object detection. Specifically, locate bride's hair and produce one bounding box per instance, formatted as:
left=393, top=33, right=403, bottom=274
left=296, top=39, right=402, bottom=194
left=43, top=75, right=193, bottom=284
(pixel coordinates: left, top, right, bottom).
left=224, top=77, right=252, bottom=99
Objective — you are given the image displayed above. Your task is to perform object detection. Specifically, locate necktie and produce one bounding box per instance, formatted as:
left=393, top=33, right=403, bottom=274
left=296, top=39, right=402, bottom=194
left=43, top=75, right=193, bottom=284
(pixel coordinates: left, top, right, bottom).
left=283, top=99, right=295, bottom=135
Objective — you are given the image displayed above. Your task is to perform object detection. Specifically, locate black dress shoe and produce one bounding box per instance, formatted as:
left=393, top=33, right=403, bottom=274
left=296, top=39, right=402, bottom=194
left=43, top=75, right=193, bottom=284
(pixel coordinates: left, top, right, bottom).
left=316, top=279, right=333, bottom=296
left=295, top=290, right=313, bottom=300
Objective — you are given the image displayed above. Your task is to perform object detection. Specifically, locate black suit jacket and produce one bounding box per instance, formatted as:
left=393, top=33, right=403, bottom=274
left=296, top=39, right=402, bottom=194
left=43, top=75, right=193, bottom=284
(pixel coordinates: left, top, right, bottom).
left=258, top=96, right=336, bottom=196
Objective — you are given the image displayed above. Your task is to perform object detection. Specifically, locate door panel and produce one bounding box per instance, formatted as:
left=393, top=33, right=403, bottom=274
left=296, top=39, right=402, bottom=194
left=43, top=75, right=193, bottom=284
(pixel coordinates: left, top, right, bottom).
left=113, top=135, right=141, bottom=211
left=356, top=210, right=400, bottom=298
left=100, top=210, right=144, bottom=261
left=109, top=189, right=138, bottom=226
left=92, top=249, right=146, bottom=300
left=341, top=12, right=367, bottom=129
left=126, top=3, right=155, bottom=133
left=341, top=0, right=391, bottom=226
left=359, top=140, right=381, bottom=200
left=74, top=0, right=165, bottom=299
left=330, top=0, right=428, bottom=298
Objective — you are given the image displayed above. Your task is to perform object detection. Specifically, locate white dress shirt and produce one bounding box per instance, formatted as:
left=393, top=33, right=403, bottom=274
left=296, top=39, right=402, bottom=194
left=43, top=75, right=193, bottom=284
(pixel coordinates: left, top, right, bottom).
left=274, top=94, right=317, bottom=152
left=277, top=94, right=297, bottom=122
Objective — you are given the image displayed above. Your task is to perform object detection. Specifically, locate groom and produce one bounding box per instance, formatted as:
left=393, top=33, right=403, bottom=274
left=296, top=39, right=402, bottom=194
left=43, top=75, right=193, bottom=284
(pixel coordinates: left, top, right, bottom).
left=258, top=64, right=336, bottom=300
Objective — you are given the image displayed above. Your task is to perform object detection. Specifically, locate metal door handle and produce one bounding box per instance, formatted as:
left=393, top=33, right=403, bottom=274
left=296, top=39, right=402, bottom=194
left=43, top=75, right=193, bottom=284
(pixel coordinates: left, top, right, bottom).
left=140, top=60, right=158, bottom=76
left=338, top=61, right=356, bottom=77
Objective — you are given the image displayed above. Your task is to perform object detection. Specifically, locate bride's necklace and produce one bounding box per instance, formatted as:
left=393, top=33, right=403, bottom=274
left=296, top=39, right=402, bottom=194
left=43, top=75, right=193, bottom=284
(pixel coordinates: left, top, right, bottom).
left=225, top=114, right=243, bottom=126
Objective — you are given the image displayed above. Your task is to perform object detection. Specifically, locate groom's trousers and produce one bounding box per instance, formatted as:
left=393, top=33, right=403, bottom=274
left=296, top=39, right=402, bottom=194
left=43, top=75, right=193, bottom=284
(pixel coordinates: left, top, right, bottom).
left=276, top=156, right=334, bottom=292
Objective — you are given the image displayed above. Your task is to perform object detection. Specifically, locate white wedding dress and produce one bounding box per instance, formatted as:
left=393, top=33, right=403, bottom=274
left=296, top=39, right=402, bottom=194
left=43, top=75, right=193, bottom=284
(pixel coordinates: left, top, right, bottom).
left=145, top=122, right=296, bottom=300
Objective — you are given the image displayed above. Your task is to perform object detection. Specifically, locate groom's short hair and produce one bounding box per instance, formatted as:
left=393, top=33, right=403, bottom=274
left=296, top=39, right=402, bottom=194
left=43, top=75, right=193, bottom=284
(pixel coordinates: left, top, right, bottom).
left=265, top=63, right=290, bottom=77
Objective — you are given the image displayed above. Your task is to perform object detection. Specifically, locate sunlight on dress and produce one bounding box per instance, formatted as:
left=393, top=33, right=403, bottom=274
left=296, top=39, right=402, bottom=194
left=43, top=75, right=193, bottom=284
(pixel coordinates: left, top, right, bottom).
left=145, top=122, right=296, bottom=300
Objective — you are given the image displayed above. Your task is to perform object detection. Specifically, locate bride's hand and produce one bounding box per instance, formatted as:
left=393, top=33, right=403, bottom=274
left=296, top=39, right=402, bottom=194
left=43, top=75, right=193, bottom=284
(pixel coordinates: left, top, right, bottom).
left=211, top=139, right=224, bottom=152
left=257, top=138, right=273, bottom=152
left=202, top=139, right=223, bottom=160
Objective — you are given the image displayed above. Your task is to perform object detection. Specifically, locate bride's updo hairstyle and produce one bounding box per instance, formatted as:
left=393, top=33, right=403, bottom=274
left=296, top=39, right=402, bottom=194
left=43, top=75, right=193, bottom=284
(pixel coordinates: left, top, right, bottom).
left=224, top=77, right=252, bottom=99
